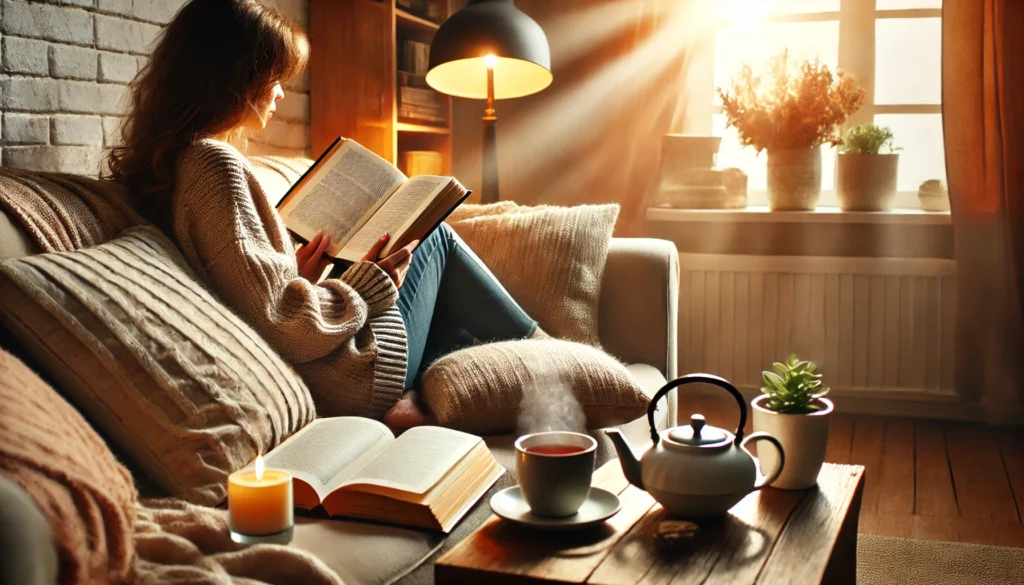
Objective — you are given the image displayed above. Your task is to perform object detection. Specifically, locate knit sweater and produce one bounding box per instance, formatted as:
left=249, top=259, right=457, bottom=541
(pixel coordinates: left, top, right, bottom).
left=172, top=138, right=407, bottom=419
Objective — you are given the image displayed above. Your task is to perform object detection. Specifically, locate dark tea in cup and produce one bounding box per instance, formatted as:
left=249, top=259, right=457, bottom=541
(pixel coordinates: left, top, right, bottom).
left=515, top=431, right=597, bottom=517
left=525, top=444, right=588, bottom=456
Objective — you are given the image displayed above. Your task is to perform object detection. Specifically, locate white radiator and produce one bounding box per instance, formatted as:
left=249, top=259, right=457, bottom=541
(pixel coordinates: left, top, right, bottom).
left=677, top=254, right=958, bottom=398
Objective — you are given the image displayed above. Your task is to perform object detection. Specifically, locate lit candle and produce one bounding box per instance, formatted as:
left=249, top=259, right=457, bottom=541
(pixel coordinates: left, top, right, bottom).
left=228, top=454, right=293, bottom=540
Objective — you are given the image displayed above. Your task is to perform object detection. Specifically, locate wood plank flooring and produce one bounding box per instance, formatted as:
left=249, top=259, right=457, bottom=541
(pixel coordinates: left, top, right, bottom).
left=682, top=395, right=1024, bottom=547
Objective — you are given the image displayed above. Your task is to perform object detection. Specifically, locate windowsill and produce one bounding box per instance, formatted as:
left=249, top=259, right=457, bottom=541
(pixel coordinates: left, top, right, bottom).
left=646, top=206, right=952, bottom=226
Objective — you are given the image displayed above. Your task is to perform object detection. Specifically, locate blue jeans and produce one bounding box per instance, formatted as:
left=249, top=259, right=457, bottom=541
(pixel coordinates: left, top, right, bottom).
left=396, top=223, right=538, bottom=388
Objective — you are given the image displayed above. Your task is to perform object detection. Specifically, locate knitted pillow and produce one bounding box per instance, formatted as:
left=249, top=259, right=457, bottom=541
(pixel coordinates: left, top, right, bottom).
left=420, top=339, right=649, bottom=434
left=446, top=203, right=619, bottom=346
left=0, top=226, right=316, bottom=506
left=0, top=349, right=135, bottom=585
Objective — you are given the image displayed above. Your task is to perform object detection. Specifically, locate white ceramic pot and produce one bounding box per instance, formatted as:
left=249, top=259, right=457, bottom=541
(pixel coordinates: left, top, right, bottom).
left=750, top=395, right=833, bottom=490
left=766, top=146, right=822, bottom=211
left=836, top=153, right=899, bottom=211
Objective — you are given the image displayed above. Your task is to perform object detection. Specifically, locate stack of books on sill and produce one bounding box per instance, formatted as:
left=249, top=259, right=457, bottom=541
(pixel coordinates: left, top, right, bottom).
left=399, top=41, right=446, bottom=124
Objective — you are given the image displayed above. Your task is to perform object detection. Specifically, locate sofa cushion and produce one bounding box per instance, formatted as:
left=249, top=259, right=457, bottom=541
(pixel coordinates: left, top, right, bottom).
left=447, top=203, right=619, bottom=346
left=0, top=226, right=316, bottom=506
left=0, top=349, right=135, bottom=585
left=420, top=339, right=649, bottom=435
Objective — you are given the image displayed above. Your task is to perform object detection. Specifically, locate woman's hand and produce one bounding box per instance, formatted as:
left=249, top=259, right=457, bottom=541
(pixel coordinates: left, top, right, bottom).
left=362, top=233, right=419, bottom=288
left=296, top=231, right=333, bottom=283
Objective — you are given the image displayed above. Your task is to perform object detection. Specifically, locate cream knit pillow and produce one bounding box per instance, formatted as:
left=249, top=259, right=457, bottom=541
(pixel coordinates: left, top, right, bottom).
left=0, top=226, right=316, bottom=506
left=447, top=203, right=619, bottom=346
left=421, top=339, right=649, bottom=434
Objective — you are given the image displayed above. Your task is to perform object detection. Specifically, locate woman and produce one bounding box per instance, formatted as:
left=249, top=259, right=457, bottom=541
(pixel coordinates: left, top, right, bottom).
left=107, top=0, right=543, bottom=427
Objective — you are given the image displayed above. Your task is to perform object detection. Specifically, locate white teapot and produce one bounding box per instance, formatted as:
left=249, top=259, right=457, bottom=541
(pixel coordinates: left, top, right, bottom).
left=605, top=374, right=785, bottom=518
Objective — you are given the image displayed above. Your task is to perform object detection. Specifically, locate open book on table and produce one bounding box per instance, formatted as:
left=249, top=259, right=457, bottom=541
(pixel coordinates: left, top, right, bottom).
left=276, top=137, right=470, bottom=262
left=242, top=418, right=504, bottom=533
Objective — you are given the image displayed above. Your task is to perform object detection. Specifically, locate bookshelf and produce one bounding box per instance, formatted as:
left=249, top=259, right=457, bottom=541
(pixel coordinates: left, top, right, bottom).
left=310, top=0, right=452, bottom=176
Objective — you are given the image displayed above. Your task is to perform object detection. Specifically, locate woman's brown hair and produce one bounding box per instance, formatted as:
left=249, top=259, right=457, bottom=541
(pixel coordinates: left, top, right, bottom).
left=106, top=0, right=308, bottom=229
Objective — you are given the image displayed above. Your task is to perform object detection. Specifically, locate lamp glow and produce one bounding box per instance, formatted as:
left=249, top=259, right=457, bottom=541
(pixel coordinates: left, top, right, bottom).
left=484, top=54, right=497, bottom=69
left=254, top=454, right=264, bottom=482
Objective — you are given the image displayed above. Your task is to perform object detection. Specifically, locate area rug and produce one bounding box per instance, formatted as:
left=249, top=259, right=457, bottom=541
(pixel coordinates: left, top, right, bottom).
left=858, top=534, right=1024, bottom=584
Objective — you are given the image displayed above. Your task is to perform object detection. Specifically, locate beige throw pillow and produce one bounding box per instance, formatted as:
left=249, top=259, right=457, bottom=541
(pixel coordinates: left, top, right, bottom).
left=0, top=226, right=316, bottom=506
left=421, top=339, right=649, bottom=434
left=447, top=203, right=619, bottom=346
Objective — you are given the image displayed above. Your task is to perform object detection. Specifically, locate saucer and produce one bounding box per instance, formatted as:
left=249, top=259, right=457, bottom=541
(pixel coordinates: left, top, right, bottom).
left=489, top=486, right=621, bottom=532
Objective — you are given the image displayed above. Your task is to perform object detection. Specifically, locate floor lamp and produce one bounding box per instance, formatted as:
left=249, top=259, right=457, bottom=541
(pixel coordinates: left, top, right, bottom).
left=425, top=0, right=552, bottom=204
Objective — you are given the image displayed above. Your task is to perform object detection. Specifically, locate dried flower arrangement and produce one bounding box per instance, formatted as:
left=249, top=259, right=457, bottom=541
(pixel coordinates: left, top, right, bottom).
left=718, top=50, right=866, bottom=153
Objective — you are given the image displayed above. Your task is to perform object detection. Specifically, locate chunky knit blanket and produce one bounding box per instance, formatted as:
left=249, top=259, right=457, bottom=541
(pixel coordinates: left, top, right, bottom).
left=0, top=349, right=343, bottom=585
left=0, top=168, right=144, bottom=253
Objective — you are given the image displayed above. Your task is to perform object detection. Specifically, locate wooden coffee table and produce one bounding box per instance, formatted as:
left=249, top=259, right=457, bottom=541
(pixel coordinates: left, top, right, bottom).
left=436, top=460, right=865, bottom=585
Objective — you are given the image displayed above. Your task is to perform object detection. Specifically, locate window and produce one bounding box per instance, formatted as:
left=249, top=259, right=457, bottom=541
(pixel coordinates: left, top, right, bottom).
left=687, top=0, right=945, bottom=209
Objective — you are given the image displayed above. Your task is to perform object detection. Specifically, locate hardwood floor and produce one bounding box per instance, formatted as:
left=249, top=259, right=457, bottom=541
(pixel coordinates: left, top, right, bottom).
left=681, top=395, right=1024, bottom=547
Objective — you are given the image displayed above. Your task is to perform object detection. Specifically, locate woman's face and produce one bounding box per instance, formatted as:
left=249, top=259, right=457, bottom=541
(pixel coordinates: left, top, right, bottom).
left=243, top=82, right=285, bottom=130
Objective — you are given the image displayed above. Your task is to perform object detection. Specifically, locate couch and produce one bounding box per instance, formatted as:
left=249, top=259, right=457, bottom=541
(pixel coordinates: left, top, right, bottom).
left=0, top=167, right=679, bottom=585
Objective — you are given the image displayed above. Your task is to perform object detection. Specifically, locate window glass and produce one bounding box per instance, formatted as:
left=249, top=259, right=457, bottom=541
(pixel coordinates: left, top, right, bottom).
left=714, top=21, right=840, bottom=105
left=875, top=18, right=942, bottom=105
left=716, top=0, right=840, bottom=15
left=873, top=114, right=946, bottom=191
left=877, top=0, right=941, bottom=9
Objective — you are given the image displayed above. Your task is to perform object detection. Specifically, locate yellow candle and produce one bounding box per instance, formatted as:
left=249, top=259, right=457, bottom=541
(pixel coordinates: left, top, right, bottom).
left=228, top=455, right=293, bottom=536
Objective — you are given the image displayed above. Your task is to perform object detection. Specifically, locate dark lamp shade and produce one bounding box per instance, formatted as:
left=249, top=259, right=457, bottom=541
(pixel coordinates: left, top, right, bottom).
left=426, top=0, right=552, bottom=100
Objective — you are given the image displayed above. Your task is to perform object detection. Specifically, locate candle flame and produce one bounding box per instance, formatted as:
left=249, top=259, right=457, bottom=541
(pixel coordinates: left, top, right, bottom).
left=254, top=454, right=264, bottom=482
left=484, top=54, right=497, bottom=69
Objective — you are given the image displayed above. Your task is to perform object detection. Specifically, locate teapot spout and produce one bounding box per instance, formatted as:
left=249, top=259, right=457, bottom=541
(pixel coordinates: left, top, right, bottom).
left=604, top=429, right=644, bottom=490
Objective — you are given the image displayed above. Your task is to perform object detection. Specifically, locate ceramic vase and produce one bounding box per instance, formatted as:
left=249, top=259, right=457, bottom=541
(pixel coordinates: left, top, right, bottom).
left=766, top=146, right=822, bottom=211
left=836, top=153, right=899, bottom=211
left=918, top=179, right=950, bottom=212
left=751, top=395, right=833, bottom=490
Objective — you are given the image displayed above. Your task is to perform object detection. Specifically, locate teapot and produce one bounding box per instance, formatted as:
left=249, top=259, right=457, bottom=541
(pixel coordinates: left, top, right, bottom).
left=605, top=374, right=785, bottom=518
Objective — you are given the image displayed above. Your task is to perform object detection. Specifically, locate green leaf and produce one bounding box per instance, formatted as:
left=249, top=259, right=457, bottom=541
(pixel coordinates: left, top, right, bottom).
left=758, top=354, right=828, bottom=414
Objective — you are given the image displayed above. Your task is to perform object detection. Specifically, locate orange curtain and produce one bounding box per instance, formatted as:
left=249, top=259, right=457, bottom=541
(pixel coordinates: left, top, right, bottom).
left=943, top=0, right=1024, bottom=422
left=451, top=0, right=690, bottom=235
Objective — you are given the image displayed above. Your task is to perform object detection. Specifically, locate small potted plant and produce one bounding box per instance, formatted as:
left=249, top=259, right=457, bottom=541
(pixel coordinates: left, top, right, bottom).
left=751, top=354, right=833, bottom=490
left=836, top=124, right=901, bottom=211
left=718, top=50, right=865, bottom=211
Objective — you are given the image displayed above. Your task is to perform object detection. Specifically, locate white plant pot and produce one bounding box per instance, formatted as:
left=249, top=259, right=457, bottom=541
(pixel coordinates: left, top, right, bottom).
left=751, top=395, right=833, bottom=490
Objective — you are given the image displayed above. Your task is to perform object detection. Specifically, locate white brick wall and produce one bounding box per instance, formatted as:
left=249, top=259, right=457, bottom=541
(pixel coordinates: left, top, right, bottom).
left=0, top=0, right=312, bottom=176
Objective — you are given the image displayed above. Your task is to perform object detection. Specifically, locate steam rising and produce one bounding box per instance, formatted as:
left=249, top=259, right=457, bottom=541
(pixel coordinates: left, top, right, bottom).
left=516, top=371, right=586, bottom=436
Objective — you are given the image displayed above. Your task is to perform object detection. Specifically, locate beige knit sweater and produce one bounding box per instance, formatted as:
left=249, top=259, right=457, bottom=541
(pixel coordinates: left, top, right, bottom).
left=172, top=138, right=407, bottom=419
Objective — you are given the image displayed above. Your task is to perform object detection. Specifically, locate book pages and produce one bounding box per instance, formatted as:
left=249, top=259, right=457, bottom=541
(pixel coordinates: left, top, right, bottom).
left=280, top=140, right=406, bottom=250
left=339, top=176, right=446, bottom=260
left=260, top=418, right=392, bottom=496
left=344, top=426, right=480, bottom=495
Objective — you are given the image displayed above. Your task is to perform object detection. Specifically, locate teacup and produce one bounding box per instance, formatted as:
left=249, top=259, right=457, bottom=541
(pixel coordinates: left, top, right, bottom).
left=515, top=431, right=597, bottom=517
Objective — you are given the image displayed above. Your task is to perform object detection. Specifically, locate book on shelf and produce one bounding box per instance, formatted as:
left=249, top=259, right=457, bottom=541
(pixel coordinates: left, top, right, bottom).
left=246, top=418, right=504, bottom=533
left=400, top=86, right=442, bottom=108
left=401, top=40, right=431, bottom=75
left=402, top=151, right=444, bottom=177
left=276, top=137, right=469, bottom=262
left=398, top=70, right=430, bottom=90
left=398, top=104, right=446, bottom=124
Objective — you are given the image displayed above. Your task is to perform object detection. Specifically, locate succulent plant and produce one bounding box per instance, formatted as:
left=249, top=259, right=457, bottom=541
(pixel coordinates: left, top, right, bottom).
left=839, top=124, right=900, bottom=155
left=760, top=354, right=830, bottom=414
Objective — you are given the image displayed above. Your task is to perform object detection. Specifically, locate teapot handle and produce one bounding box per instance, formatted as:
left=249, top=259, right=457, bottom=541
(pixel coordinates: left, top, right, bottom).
left=741, top=433, right=785, bottom=490
left=646, top=373, right=747, bottom=446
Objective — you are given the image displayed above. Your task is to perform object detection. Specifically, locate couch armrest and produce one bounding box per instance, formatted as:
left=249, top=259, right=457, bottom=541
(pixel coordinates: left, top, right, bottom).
left=599, top=238, right=679, bottom=426
left=0, top=477, right=57, bottom=585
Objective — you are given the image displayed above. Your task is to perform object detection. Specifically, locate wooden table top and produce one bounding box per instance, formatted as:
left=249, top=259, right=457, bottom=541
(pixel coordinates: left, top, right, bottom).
left=436, top=460, right=866, bottom=585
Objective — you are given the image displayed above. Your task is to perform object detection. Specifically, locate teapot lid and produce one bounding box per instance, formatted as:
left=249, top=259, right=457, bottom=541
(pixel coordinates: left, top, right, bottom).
left=668, top=414, right=729, bottom=447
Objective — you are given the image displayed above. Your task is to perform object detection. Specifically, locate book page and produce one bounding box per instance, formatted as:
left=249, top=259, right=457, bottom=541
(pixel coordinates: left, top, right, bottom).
left=342, top=426, right=481, bottom=495
left=337, top=176, right=446, bottom=261
left=258, top=418, right=393, bottom=498
left=279, top=140, right=407, bottom=252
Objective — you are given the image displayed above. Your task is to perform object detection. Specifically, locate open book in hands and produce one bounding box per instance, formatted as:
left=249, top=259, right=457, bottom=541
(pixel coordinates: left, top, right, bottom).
left=245, top=418, right=504, bottom=533
left=276, top=138, right=470, bottom=262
